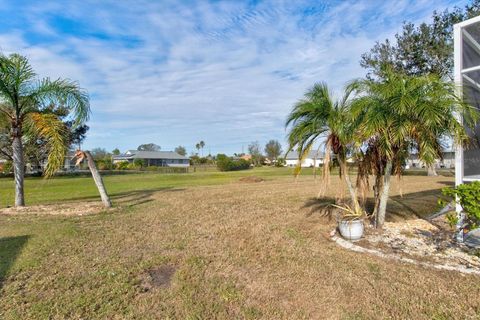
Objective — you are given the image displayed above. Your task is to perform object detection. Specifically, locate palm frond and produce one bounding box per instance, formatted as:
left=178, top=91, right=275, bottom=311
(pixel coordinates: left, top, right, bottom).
left=24, top=112, right=68, bottom=177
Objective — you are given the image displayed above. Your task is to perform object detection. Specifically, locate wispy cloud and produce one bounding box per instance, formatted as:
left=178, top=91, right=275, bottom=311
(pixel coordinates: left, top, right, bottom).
left=0, top=0, right=466, bottom=154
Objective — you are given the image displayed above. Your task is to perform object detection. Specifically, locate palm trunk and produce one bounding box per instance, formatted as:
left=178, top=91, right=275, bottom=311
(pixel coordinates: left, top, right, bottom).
left=427, top=164, right=438, bottom=176
left=339, top=158, right=361, bottom=213
left=85, top=151, right=111, bottom=208
left=372, top=173, right=382, bottom=227
left=12, top=126, right=25, bottom=207
left=376, top=160, right=393, bottom=228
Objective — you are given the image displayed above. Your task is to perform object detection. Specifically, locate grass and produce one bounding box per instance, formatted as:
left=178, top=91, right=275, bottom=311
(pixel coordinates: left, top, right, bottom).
left=0, top=167, right=477, bottom=319
left=0, top=167, right=311, bottom=207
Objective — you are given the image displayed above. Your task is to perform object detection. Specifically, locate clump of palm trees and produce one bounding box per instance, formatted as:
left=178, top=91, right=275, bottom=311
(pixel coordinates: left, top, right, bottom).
left=286, top=68, right=478, bottom=228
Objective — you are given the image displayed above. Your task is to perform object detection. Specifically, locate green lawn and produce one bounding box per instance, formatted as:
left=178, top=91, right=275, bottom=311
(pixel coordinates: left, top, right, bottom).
left=0, top=167, right=314, bottom=207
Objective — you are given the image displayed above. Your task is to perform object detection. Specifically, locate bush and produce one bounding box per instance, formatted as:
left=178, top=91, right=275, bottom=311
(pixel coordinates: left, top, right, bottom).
left=442, top=181, right=480, bottom=229
left=145, top=166, right=158, bottom=171
left=96, top=159, right=114, bottom=170
left=133, top=159, right=146, bottom=168
left=115, top=161, right=129, bottom=170
left=1, top=160, right=13, bottom=173
left=216, top=154, right=250, bottom=171
left=275, top=157, right=286, bottom=167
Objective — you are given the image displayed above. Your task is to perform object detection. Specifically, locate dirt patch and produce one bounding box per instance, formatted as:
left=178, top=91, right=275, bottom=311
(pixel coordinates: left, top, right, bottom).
left=239, top=176, right=265, bottom=183
left=0, top=202, right=114, bottom=216
left=139, top=265, right=176, bottom=292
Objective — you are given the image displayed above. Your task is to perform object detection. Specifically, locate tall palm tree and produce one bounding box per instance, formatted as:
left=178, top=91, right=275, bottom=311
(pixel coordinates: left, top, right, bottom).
left=350, top=69, right=477, bottom=228
left=199, top=140, right=205, bottom=157
left=0, top=54, right=90, bottom=206
left=286, top=82, right=362, bottom=213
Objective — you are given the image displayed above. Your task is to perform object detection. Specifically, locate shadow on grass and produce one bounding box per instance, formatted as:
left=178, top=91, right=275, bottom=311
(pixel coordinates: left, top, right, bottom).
left=110, top=187, right=186, bottom=207
left=303, top=197, right=337, bottom=220
left=49, top=187, right=186, bottom=207
left=387, top=188, right=446, bottom=221
left=0, top=235, right=29, bottom=289
left=303, top=187, right=446, bottom=223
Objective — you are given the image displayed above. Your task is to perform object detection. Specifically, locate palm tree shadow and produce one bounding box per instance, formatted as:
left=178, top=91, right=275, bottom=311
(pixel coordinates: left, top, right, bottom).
left=0, top=235, right=29, bottom=290
left=303, top=197, right=338, bottom=220
left=303, top=187, right=447, bottom=223
left=387, top=188, right=447, bottom=221
left=110, top=187, right=186, bottom=208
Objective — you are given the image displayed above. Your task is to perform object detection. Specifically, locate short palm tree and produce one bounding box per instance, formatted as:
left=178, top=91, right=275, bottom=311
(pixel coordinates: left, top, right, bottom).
left=350, top=69, right=477, bottom=227
left=286, top=82, right=362, bottom=214
left=0, top=53, right=90, bottom=206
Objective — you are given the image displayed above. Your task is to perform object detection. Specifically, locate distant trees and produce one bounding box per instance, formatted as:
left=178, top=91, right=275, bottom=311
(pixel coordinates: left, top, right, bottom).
left=361, top=0, right=480, bottom=80
left=112, top=148, right=120, bottom=155
left=0, top=53, right=90, bottom=206
left=264, top=140, right=282, bottom=161
left=195, top=141, right=205, bottom=156
left=175, top=145, right=187, bottom=156
left=137, top=143, right=160, bottom=151
left=248, top=141, right=263, bottom=166
left=90, top=148, right=109, bottom=160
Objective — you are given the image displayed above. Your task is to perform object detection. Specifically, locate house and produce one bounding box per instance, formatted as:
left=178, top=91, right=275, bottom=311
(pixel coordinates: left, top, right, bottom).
left=285, top=150, right=324, bottom=167
left=113, top=150, right=190, bottom=167
left=405, top=151, right=455, bottom=169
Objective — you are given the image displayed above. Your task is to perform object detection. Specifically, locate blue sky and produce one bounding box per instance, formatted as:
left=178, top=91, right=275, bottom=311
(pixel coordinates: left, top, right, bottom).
left=0, top=0, right=468, bottom=155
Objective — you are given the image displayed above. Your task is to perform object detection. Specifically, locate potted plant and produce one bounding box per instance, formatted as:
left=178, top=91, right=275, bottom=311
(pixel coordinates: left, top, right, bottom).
left=332, top=204, right=365, bottom=241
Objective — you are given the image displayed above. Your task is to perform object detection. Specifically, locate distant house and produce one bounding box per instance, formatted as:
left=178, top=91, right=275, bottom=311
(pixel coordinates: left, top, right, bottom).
left=405, top=151, right=455, bottom=169
left=285, top=150, right=324, bottom=167
left=240, top=154, right=252, bottom=161
left=113, top=150, right=190, bottom=167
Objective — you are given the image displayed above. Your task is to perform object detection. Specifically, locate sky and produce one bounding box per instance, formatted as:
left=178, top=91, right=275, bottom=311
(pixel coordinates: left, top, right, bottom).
left=0, top=0, right=469, bottom=155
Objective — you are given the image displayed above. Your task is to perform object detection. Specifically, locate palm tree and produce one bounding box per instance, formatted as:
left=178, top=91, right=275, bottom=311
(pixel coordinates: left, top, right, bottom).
left=199, top=140, right=205, bottom=157
left=0, top=54, right=89, bottom=206
left=350, top=69, right=477, bottom=228
left=74, top=150, right=111, bottom=208
left=286, top=82, right=362, bottom=213
left=195, top=143, right=200, bottom=156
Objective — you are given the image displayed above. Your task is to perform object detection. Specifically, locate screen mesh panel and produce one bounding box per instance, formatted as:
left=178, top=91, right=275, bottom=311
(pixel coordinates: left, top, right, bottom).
left=461, top=21, right=480, bottom=180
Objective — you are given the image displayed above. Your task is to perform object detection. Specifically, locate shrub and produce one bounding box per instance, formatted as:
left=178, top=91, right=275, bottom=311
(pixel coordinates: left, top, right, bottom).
left=1, top=160, right=13, bottom=173
left=442, top=181, right=480, bottom=229
left=145, top=166, right=159, bottom=171
left=96, top=159, right=114, bottom=170
left=115, top=161, right=129, bottom=170
left=275, top=158, right=286, bottom=167
left=216, top=155, right=250, bottom=171
left=133, top=159, right=146, bottom=168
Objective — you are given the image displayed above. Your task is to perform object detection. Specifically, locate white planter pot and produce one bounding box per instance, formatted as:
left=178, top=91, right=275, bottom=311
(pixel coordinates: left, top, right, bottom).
left=338, top=219, right=364, bottom=241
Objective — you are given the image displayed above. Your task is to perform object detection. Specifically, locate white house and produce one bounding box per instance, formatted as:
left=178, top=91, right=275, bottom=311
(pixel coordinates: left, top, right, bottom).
left=405, top=151, right=455, bottom=169
left=285, top=150, right=324, bottom=167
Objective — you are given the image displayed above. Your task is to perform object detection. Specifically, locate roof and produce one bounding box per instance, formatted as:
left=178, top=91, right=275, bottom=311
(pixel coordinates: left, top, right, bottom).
left=113, top=150, right=189, bottom=160
left=285, top=150, right=324, bottom=160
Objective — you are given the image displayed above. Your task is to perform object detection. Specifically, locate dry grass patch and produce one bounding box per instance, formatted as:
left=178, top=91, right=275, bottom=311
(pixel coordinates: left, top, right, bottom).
left=0, top=175, right=479, bottom=319
left=0, top=201, right=114, bottom=216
